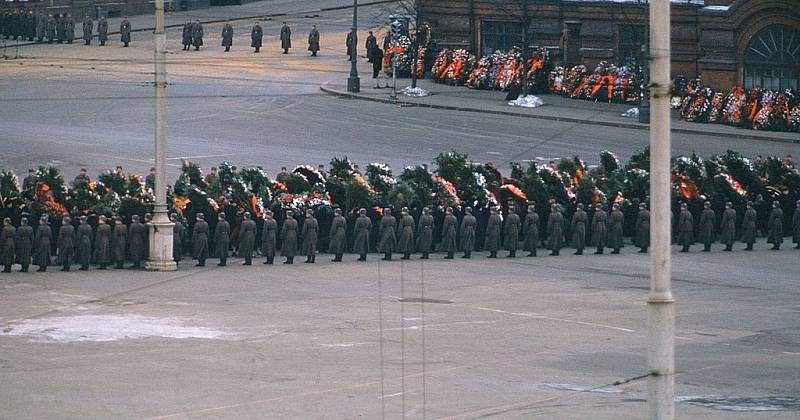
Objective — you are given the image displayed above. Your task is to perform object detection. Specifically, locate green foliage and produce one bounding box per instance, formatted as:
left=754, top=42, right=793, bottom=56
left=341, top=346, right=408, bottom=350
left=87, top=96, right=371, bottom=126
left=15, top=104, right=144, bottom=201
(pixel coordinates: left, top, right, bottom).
left=98, top=170, right=126, bottom=196
left=434, top=151, right=470, bottom=184
left=399, top=165, right=435, bottom=210
left=625, top=147, right=650, bottom=172
left=283, top=173, right=312, bottom=194
left=329, top=157, right=354, bottom=178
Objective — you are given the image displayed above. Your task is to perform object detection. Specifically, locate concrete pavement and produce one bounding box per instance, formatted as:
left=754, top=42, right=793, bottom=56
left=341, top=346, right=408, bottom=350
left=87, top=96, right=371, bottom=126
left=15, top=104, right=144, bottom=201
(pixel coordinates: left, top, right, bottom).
left=321, top=79, right=800, bottom=144
left=1, top=243, right=798, bottom=419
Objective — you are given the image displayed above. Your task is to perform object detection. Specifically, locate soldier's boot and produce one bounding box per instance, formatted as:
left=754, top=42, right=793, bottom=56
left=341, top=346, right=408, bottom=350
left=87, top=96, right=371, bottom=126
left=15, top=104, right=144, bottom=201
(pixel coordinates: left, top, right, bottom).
left=84, top=40, right=89, bottom=45
left=196, top=258, right=205, bottom=267
left=225, top=46, right=230, bottom=52
left=639, top=247, right=648, bottom=253
left=284, top=256, right=293, bottom=264
left=98, top=264, right=107, bottom=270
left=283, top=48, right=288, bottom=54
left=218, top=258, right=226, bottom=267
left=195, top=46, right=199, bottom=51
left=401, top=252, right=410, bottom=260
left=305, top=256, right=312, bottom=263
left=574, top=249, right=582, bottom=255
left=771, top=244, right=780, bottom=250
left=724, top=245, right=732, bottom=252
left=612, top=248, right=620, bottom=254
left=463, top=251, right=471, bottom=259
left=311, top=255, right=316, bottom=263
left=381, top=252, right=391, bottom=261
left=446, top=251, right=454, bottom=259
left=267, top=256, right=274, bottom=265
left=20, top=265, right=28, bottom=273
left=702, top=245, right=711, bottom=252
left=528, top=250, right=536, bottom=257
left=332, top=254, right=342, bottom=262
left=795, top=243, right=800, bottom=249
left=507, top=250, right=515, bottom=258
left=124, top=42, right=129, bottom=47
left=255, top=47, right=260, bottom=53
left=681, top=245, right=689, bottom=252
left=244, top=256, right=252, bottom=265
left=37, top=266, right=47, bottom=272
left=100, top=41, right=105, bottom=46
left=132, top=261, right=141, bottom=269
left=550, top=249, right=560, bottom=256
left=3, top=264, right=11, bottom=273
left=358, top=253, right=367, bottom=261
left=595, top=247, right=604, bottom=255
left=60, top=265, right=70, bottom=272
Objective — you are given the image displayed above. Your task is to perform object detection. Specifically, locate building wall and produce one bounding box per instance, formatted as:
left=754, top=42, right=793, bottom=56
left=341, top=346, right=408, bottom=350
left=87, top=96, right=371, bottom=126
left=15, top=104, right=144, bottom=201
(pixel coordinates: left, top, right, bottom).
left=419, top=0, right=800, bottom=91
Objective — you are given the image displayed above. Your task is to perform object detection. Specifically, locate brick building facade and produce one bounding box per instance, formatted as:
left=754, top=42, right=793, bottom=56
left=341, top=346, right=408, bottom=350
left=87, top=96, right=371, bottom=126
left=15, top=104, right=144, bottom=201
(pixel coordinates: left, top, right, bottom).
left=418, top=0, right=800, bottom=91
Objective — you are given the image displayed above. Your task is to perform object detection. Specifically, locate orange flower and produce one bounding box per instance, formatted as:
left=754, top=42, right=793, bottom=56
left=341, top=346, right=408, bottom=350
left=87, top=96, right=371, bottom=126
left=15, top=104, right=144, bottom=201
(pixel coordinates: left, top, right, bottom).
left=501, top=184, right=528, bottom=201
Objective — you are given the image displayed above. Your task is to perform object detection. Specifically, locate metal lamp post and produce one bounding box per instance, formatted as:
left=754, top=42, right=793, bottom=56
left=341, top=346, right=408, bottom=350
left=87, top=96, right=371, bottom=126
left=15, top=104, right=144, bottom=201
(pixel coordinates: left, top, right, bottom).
left=146, top=0, right=176, bottom=271
left=347, top=0, right=360, bottom=93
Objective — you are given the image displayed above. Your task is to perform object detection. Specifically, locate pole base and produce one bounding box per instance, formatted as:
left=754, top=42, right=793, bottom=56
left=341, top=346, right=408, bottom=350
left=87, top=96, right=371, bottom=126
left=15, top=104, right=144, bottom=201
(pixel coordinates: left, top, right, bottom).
left=347, top=76, right=360, bottom=93
left=145, top=259, right=177, bottom=271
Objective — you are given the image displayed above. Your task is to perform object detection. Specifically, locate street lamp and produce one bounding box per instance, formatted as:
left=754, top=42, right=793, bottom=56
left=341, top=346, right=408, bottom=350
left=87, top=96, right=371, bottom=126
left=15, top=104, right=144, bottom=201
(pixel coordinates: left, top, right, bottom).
left=146, top=0, right=176, bottom=271
left=347, top=0, right=360, bottom=93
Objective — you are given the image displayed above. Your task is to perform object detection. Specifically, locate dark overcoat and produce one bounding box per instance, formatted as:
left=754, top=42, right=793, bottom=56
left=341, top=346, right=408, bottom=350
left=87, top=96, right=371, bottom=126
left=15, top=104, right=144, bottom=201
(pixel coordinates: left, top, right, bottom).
left=416, top=214, right=434, bottom=253
left=280, top=218, right=298, bottom=257
left=261, top=218, right=277, bottom=257
left=327, top=215, right=346, bottom=254
left=485, top=214, right=502, bottom=252
left=352, top=215, right=371, bottom=254
left=459, top=214, right=477, bottom=251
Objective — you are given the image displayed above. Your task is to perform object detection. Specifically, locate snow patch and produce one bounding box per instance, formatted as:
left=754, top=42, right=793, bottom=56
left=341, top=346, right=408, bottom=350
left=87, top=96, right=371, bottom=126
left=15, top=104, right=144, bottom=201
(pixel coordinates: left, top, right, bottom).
left=621, top=107, right=640, bottom=118
left=401, top=86, right=431, bottom=97
left=508, top=95, right=544, bottom=108
left=1, top=314, right=230, bottom=342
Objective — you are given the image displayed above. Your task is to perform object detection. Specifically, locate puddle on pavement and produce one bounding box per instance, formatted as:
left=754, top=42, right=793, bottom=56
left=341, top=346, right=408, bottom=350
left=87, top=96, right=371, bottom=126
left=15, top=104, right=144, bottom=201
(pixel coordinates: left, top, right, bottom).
left=676, top=396, right=800, bottom=412
left=0, top=314, right=230, bottom=342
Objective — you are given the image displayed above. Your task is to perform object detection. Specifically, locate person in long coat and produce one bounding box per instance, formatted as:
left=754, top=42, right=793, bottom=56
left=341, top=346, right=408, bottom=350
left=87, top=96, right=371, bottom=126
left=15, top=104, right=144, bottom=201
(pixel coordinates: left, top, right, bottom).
left=378, top=208, right=397, bottom=261
left=439, top=207, right=458, bottom=259
left=365, top=30, right=377, bottom=62
left=112, top=216, right=127, bottom=268
left=609, top=203, right=625, bottom=254
left=55, top=14, right=65, bottom=43
left=591, top=206, right=607, bottom=254
left=307, top=24, right=320, bottom=56
left=459, top=207, right=477, bottom=258
left=170, top=213, right=184, bottom=263
left=546, top=205, right=564, bottom=256
left=346, top=28, right=356, bottom=61
left=718, top=202, right=736, bottom=252
left=192, top=20, right=204, bottom=51
left=76, top=216, right=93, bottom=270
left=238, top=212, right=256, bottom=265
left=353, top=208, right=371, bottom=261
left=35, top=215, right=52, bottom=272
left=741, top=201, right=757, bottom=251
left=678, top=203, right=694, bottom=252
left=636, top=203, right=650, bottom=253
left=251, top=22, right=262, bottom=53
left=192, top=213, right=209, bottom=266
left=120, top=16, right=131, bottom=47
left=14, top=217, right=33, bottom=272
left=698, top=201, right=715, bottom=252
left=94, top=215, right=111, bottom=269
left=300, top=210, right=319, bottom=263
left=64, top=13, right=74, bottom=44
left=36, top=11, right=46, bottom=42
left=523, top=204, right=539, bottom=257
left=128, top=215, right=146, bottom=268
left=792, top=200, right=800, bottom=250
left=396, top=208, right=415, bottom=260
left=214, top=212, right=230, bottom=266
left=82, top=16, right=92, bottom=45
left=46, top=14, right=56, bottom=44
left=57, top=216, right=74, bottom=271
left=503, top=206, right=521, bottom=257
left=328, top=208, right=346, bottom=262
left=416, top=207, right=434, bottom=259
left=220, top=23, right=233, bottom=52
left=261, top=211, right=277, bottom=264
left=1, top=218, right=16, bottom=273
left=767, top=200, right=784, bottom=250
left=570, top=203, right=587, bottom=255
left=485, top=207, right=502, bottom=258
left=280, top=22, right=291, bottom=54
left=97, top=16, right=108, bottom=46
left=280, top=213, right=298, bottom=264
left=182, top=20, right=193, bottom=50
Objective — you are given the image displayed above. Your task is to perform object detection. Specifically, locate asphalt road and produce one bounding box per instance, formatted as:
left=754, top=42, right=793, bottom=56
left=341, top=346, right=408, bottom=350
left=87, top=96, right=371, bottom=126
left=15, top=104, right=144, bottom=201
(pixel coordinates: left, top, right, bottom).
left=0, top=2, right=795, bottom=181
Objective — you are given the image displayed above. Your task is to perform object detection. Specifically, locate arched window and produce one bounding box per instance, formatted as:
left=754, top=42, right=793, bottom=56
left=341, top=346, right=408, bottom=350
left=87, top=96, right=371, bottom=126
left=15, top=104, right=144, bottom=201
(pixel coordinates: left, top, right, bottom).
left=743, top=25, right=800, bottom=91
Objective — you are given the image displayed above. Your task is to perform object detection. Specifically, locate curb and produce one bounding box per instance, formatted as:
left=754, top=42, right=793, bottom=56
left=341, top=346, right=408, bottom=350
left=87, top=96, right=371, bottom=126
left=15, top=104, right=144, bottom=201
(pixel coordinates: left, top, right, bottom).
left=1, top=0, right=394, bottom=49
left=320, top=86, right=800, bottom=144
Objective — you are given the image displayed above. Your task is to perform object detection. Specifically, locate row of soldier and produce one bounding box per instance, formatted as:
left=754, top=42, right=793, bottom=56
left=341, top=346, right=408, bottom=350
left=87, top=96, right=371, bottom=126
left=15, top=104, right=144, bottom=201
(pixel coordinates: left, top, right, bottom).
left=1, top=200, right=798, bottom=273
left=0, top=10, right=130, bottom=47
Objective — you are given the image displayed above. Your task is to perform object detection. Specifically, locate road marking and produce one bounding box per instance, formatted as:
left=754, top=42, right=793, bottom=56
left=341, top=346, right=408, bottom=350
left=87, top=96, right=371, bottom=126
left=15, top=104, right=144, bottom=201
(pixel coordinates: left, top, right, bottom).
left=472, top=306, right=636, bottom=333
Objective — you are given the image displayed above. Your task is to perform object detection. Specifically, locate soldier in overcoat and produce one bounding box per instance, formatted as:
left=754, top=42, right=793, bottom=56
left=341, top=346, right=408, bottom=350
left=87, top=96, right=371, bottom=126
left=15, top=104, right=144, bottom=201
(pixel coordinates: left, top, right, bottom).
left=416, top=207, right=434, bottom=259
left=609, top=203, right=625, bottom=254
left=792, top=200, right=800, bottom=250
left=261, top=211, right=277, bottom=264
left=221, top=23, right=233, bottom=52
left=182, top=20, right=193, bottom=50
left=239, top=212, right=256, bottom=265
left=485, top=207, right=501, bottom=258
left=280, top=213, right=298, bottom=264
left=635, top=203, right=650, bottom=253
left=378, top=208, right=397, bottom=261
left=328, top=208, right=346, bottom=262
left=741, top=201, right=757, bottom=251
left=171, top=213, right=184, bottom=262
left=439, top=207, right=458, bottom=259
left=76, top=216, right=93, bottom=270
left=120, top=16, right=131, bottom=47
left=192, top=20, right=204, bottom=51
left=503, top=206, right=521, bottom=258
left=97, top=16, right=108, bottom=46
left=82, top=16, right=92, bottom=45
left=1, top=218, right=16, bottom=272
left=63, top=13, right=74, bottom=44
left=94, top=215, right=111, bottom=269
left=280, top=22, right=291, bottom=54
left=397, top=208, right=415, bottom=260
left=57, top=216, right=75, bottom=271
left=546, top=204, right=564, bottom=256
left=15, top=217, right=33, bottom=272
left=251, top=22, right=263, bottom=53
left=307, top=24, right=320, bottom=56
left=719, top=202, right=736, bottom=252
left=570, top=203, right=587, bottom=255
left=767, top=201, right=784, bottom=250
left=192, top=213, right=209, bottom=266
left=35, top=215, right=52, bottom=272
left=353, top=208, right=371, bottom=261
left=591, top=206, right=607, bottom=254
left=128, top=215, right=146, bottom=268
left=678, top=203, right=694, bottom=252
left=523, top=204, right=538, bottom=257
left=214, top=212, right=230, bottom=266
left=459, top=207, right=476, bottom=258
left=112, top=216, right=127, bottom=268
left=301, top=210, right=319, bottom=263
left=698, top=201, right=715, bottom=252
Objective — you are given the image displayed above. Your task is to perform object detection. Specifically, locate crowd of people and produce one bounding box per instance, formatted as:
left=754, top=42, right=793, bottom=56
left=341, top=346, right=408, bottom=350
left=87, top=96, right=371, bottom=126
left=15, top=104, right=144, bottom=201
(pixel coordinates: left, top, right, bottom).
left=1, top=165, right=798, bottom=273
left=0, top=10, right=124, bottom=46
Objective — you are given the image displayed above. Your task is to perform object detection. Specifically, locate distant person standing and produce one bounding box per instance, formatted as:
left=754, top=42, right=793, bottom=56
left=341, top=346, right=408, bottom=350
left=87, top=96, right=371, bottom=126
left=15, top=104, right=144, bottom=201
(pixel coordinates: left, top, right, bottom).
left=35, top=10, right=46, bottom=42
left=280, top=21, right=291, bottom=54
left=221, top=23, right=233, bottom=52
left=251, top=22, right=262, bottom=53
left=120, top=16, right=131, bottom=47
left=55, top=13, right=64, bottom=43
left=365, top=30, right=377, bottom=62
left=307, top=24, right=319, bottom=56
left=192, top=19, right=204, bottom=51
left=97, top=16, right=108, bottom=46
left=372, top=46, right=385, bottom=88
left=82, top=15, right=92, bottom=45
left=346, top=27, right=356, bottom=61
left=46, top=14, right=56, bottom=44
left=63, top=13, right=75, bottom=44
left=181, top=20, right=192, bottom=50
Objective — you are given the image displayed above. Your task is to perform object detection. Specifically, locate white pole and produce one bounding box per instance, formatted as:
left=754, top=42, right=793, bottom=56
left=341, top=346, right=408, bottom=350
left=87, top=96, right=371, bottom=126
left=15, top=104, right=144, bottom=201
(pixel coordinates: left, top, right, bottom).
left=647, top=0, right=674, bottom=418
left=147, top=0, right=177, bottom=271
